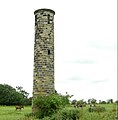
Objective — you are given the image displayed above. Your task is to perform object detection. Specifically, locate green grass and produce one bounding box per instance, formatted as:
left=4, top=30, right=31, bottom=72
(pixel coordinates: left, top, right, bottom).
left=0, top=104, right=117, bottom=120
left=50, top=104, right=117, bottom=120
left=78, top=104, right=117, bottom=120
left=74, top=103, right=117, bottom=120
left=0, top=106, right=32, bottom=120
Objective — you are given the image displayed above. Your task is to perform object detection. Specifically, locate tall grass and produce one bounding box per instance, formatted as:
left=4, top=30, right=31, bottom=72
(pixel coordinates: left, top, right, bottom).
left=78, top=103, right=117, bottom=120
left=40, top=104, right=117, bottom=120
left=0, top=104, right=117, bottom=120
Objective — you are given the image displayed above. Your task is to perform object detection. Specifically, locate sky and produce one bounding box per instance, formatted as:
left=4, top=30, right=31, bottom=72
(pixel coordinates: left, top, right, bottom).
left=0, top=0, right=117, bottom=102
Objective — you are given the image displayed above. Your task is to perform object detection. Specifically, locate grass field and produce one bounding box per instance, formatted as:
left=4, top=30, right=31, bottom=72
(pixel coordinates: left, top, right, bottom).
left=0, top=104, right=117, bottom=120
left=0, top=106, right=32, bottom=120
left=75, top=104, right=117, bottom=120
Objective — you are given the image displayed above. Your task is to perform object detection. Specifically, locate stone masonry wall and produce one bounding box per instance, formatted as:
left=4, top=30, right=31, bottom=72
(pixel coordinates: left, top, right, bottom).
left=33, top=9, right=55, bottom=98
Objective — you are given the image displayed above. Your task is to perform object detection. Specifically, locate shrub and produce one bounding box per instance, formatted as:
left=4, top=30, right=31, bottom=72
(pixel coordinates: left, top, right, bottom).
left=88, top=107, right=94, bottom=112
left=100, top=101, right=107, bottom=104
left=71, top=99, right=77, bottom=105
left=40, top=108, right=80, bottom=120
left=94, top=106, right=106, bottom=112
left=88, top=106, right=106, bottom=112
left=59, top=108, right=80, bottom=120
left=33, top=93, right=71, bottom=119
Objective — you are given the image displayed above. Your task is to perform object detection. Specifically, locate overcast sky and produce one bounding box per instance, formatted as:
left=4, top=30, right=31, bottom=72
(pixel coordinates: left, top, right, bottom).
left=0, top=0, right=117, bottom=102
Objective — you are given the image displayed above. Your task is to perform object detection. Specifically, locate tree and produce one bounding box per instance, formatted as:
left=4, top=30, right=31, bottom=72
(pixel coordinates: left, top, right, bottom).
left=26, top=97, right=32, bottom=105
left=76, top=99, right=86, bottom=107
left=0, top=84, right=31, bottom=106
left=0, top=84, right=24, bottom=105
left=16, top=86, right=29, bottom=98
left=107, top=99, right=113, bottom=104
left=91, top=98, right=97, bottom=105
left=88, top=98, right=97, bottom=106
left=16, top=86, right=31, bottom=105
left=71, top=99, right=77, bottom=105
left=100, top=101, right=107, bottom=104
left=99, top=100, right=101, bottom=104
left=88, top=99, right=91, bottom=104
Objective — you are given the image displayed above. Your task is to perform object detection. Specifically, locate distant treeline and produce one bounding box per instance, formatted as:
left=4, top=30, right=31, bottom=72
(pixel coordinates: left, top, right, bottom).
left=0, top=84, right=32, bottom=106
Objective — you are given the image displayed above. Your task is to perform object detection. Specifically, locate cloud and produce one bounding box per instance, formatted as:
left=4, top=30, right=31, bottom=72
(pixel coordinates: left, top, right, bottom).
left=88, top=41, right=117, bottom=51
left=90, top=79, right=108, bottom=84
left=68, top=76, right=85, bottom=81
left=72, top=60, right=96, bottom=64
left=63, top=59, right=97, bottom=64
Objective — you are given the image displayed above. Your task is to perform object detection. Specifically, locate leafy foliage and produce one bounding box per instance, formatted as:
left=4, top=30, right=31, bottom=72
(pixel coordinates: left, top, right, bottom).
left=88, top=106, right=106, bottom=112
left=76, top=99, right=86, bottom=107
left=16, top=86, right=29, bottom=98
left=56, top=108, right=80, bottom=120
left=100, top=101, right=107, bottom=104
left=39, top=108, right=80, bottom=120
left=71, top=99, right=77, bottom=105
left=0, top=84, right=24, bottom=105
left=88, top=98, right=97, bottom=105
left=0, top=84, right=31, bottom=106
left=16, top=86, right=31, bottom=105
left=107, top=99, right=113, bottom=104
left=0, top=104, right=117, bottom=120
left=33, top=93, right=71, bottom=119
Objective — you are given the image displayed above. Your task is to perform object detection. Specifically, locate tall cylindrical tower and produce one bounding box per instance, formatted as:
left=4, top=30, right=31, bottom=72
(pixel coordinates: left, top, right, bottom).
left=33, top=9, right=55, bottom=98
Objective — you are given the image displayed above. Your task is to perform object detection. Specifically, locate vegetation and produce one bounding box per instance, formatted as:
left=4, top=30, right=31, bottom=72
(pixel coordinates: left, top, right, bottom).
left=31, top=93, right=117, bottom=120
left=0, top=84, right=117, bottom=119
left=0, top=106, right=32, bottom=120
left=88, top=106, right=106, bottom=112
left=73, top=99, right=86, bottom=108
left=38, top=104, right=117, bottom=120
left=0, top=103, right=117, bottom=120
left=0, top=84, right=32, bottom=106
left=88, top=98, right=97, bottom=106
left=33, top=93, right=71, bottom=119
left=40, top=108, right=80, bottom=120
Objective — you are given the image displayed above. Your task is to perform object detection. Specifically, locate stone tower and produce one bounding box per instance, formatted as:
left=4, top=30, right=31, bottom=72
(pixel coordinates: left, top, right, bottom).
left=33, top=9, right=55, bottom=98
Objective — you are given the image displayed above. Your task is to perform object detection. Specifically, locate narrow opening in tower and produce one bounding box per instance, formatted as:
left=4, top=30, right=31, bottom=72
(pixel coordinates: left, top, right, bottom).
left=48, top=14, right=50, bottom=24
left=48, top=50, right=50, bottom=55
